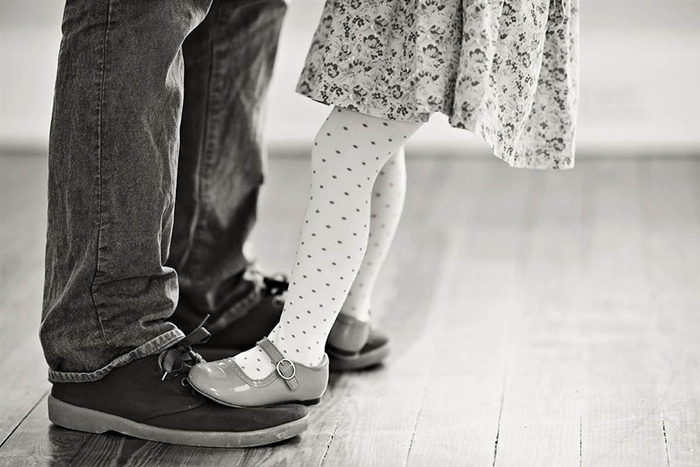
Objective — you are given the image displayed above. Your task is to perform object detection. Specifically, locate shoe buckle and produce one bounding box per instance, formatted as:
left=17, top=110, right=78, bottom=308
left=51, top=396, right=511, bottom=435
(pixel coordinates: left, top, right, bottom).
left=276, top=358, right=297, bottom=380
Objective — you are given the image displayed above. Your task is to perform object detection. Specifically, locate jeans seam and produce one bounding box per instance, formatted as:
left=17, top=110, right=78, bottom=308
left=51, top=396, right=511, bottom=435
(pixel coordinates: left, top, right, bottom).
left=184, top=3, right=225, bottom=274
left=89, top=0, right=114, bottom=346
left=177, top=3, right=218, bottom=273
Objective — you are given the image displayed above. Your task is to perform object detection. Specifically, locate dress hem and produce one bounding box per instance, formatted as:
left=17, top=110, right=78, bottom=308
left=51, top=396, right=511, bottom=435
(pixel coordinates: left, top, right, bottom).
left=297, top=91, right=575, bottom=171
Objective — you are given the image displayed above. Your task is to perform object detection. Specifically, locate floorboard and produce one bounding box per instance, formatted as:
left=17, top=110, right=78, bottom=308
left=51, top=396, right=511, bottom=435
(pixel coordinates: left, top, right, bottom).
left=1, top=156, right=698, bottom=466
left=0, top=395, right=85, bottom=466
left=642, top=160, right=700, bottom=467
left=494, top=167, right=586, bottom=466
left=580, top=161, right=668, bottom=465
left=0, top=156, right=50, bottom=447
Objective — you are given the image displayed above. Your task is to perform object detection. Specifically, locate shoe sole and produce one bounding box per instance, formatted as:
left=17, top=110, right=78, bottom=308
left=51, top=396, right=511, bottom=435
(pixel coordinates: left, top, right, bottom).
left=47, top=395, right=308, bottom=448
left=327, top=343, right=390, bottom=372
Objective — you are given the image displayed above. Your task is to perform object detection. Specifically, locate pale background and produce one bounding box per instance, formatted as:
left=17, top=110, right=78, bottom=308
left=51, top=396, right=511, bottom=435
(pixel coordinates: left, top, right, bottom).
left=1, top=0, right=700, bottom=158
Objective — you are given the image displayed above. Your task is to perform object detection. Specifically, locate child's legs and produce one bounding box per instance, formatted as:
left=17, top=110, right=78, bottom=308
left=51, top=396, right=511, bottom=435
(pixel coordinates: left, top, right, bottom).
left=340, top=148, right=406, bottom=322
left=233, top=108, right=421, bottom=378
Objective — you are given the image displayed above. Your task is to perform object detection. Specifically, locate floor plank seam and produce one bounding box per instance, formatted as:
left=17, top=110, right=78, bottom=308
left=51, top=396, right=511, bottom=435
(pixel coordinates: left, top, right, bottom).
left=491, top=389, right=505, bottom=467
left=317, top=390, right=348, bottom=467
left=579, top=415, right=583, bottom=467
left=402, top=382, right=428, bottom=467
left=489, top=171, right=537, bottom=467
left=661, top=416, right=671, bottom=467
left=0, top=390, right=49, bottom=449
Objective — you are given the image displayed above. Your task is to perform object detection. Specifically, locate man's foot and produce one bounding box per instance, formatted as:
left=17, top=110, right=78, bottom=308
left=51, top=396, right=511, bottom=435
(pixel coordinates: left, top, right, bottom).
left=195, top=273, right=288, bottom=360
left=49, top=326, right=309, bottom=448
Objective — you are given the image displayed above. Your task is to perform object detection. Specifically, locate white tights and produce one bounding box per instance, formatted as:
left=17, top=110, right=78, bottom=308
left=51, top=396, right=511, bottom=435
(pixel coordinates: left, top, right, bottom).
left=234, top=108, right=422, bottom=378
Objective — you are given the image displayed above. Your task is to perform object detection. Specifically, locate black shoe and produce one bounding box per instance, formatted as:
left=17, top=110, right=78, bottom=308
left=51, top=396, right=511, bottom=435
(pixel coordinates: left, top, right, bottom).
left=49, top=325, right=308, bottom=447
left=195, top=273, right=289, bottom=360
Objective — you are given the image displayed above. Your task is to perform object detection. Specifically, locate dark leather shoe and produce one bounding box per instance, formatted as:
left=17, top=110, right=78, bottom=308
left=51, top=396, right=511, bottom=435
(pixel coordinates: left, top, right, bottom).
left=196, top=274, right=288, bottom=360
left=49, top=327, right=309, bottom=447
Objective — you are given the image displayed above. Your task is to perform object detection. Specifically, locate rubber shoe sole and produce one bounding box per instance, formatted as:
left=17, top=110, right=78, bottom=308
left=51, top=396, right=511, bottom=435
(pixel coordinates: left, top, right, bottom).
left=48, top=395, right=308, bottom=448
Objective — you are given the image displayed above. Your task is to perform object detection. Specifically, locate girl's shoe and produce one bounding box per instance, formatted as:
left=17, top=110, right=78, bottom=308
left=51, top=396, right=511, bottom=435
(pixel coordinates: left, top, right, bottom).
left=188, top=338, right=328, bottom=408
left=325, top=313, right=390, bottom=372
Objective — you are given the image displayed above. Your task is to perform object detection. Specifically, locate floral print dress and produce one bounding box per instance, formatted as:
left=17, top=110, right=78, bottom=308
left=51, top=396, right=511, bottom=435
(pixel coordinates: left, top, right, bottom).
left=297, top=0, right=580, bottom=169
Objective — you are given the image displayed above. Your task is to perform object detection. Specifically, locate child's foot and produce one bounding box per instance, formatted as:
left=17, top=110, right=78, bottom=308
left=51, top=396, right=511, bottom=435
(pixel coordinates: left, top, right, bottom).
left=188, top=338, right=329, bottom=408
left=325, top=312, right=390, bottom=371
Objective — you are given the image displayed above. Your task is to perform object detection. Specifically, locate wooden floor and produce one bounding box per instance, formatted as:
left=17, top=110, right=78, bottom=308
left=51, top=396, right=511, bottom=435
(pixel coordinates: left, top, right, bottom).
left=0, top=154, right=699, bottom=466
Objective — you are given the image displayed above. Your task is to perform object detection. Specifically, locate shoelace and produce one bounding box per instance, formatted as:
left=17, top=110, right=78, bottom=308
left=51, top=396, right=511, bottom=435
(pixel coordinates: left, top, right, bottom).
left=244, top=267, right=289, bottom=298
left=158, top=319, right=211, bottom=381
left=263, top=275, right=289, bottom=295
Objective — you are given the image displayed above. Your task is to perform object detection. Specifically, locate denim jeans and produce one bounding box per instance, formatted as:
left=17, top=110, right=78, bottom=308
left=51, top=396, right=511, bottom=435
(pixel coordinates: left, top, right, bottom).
left=41, top=0, right=288, bottom=383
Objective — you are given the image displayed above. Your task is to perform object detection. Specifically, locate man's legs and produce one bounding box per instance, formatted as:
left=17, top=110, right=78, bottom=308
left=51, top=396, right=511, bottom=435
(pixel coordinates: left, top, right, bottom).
left=41, top=0, right=214, bottom=381
left=41, top=0, right=309, bottom=446
left=168, top=0, right=288, bottom=337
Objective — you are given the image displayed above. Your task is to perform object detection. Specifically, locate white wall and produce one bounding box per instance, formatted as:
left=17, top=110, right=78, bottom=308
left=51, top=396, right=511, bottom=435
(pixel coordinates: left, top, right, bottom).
left=2, top=1, right=699, bottom=156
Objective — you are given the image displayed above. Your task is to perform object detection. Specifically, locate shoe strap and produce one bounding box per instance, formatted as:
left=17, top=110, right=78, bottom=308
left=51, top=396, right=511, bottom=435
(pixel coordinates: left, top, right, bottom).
left=257, top=338, right=299, bottom=391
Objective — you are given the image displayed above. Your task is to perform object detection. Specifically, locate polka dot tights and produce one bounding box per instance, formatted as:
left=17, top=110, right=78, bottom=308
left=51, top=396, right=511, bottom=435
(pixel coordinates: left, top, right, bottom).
left=233, top=108, right=422, bottom=378
left=340, top=145, right=407, bottom=322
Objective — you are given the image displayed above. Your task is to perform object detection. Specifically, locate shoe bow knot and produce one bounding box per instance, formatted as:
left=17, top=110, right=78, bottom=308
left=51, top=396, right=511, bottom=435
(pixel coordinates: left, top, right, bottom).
left=158, top=319, right=211, bottom=380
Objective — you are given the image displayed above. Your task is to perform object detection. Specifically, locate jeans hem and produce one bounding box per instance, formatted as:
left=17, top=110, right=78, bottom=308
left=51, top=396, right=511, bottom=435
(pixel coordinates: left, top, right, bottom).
left=47, top=329, right=185, bottom=383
